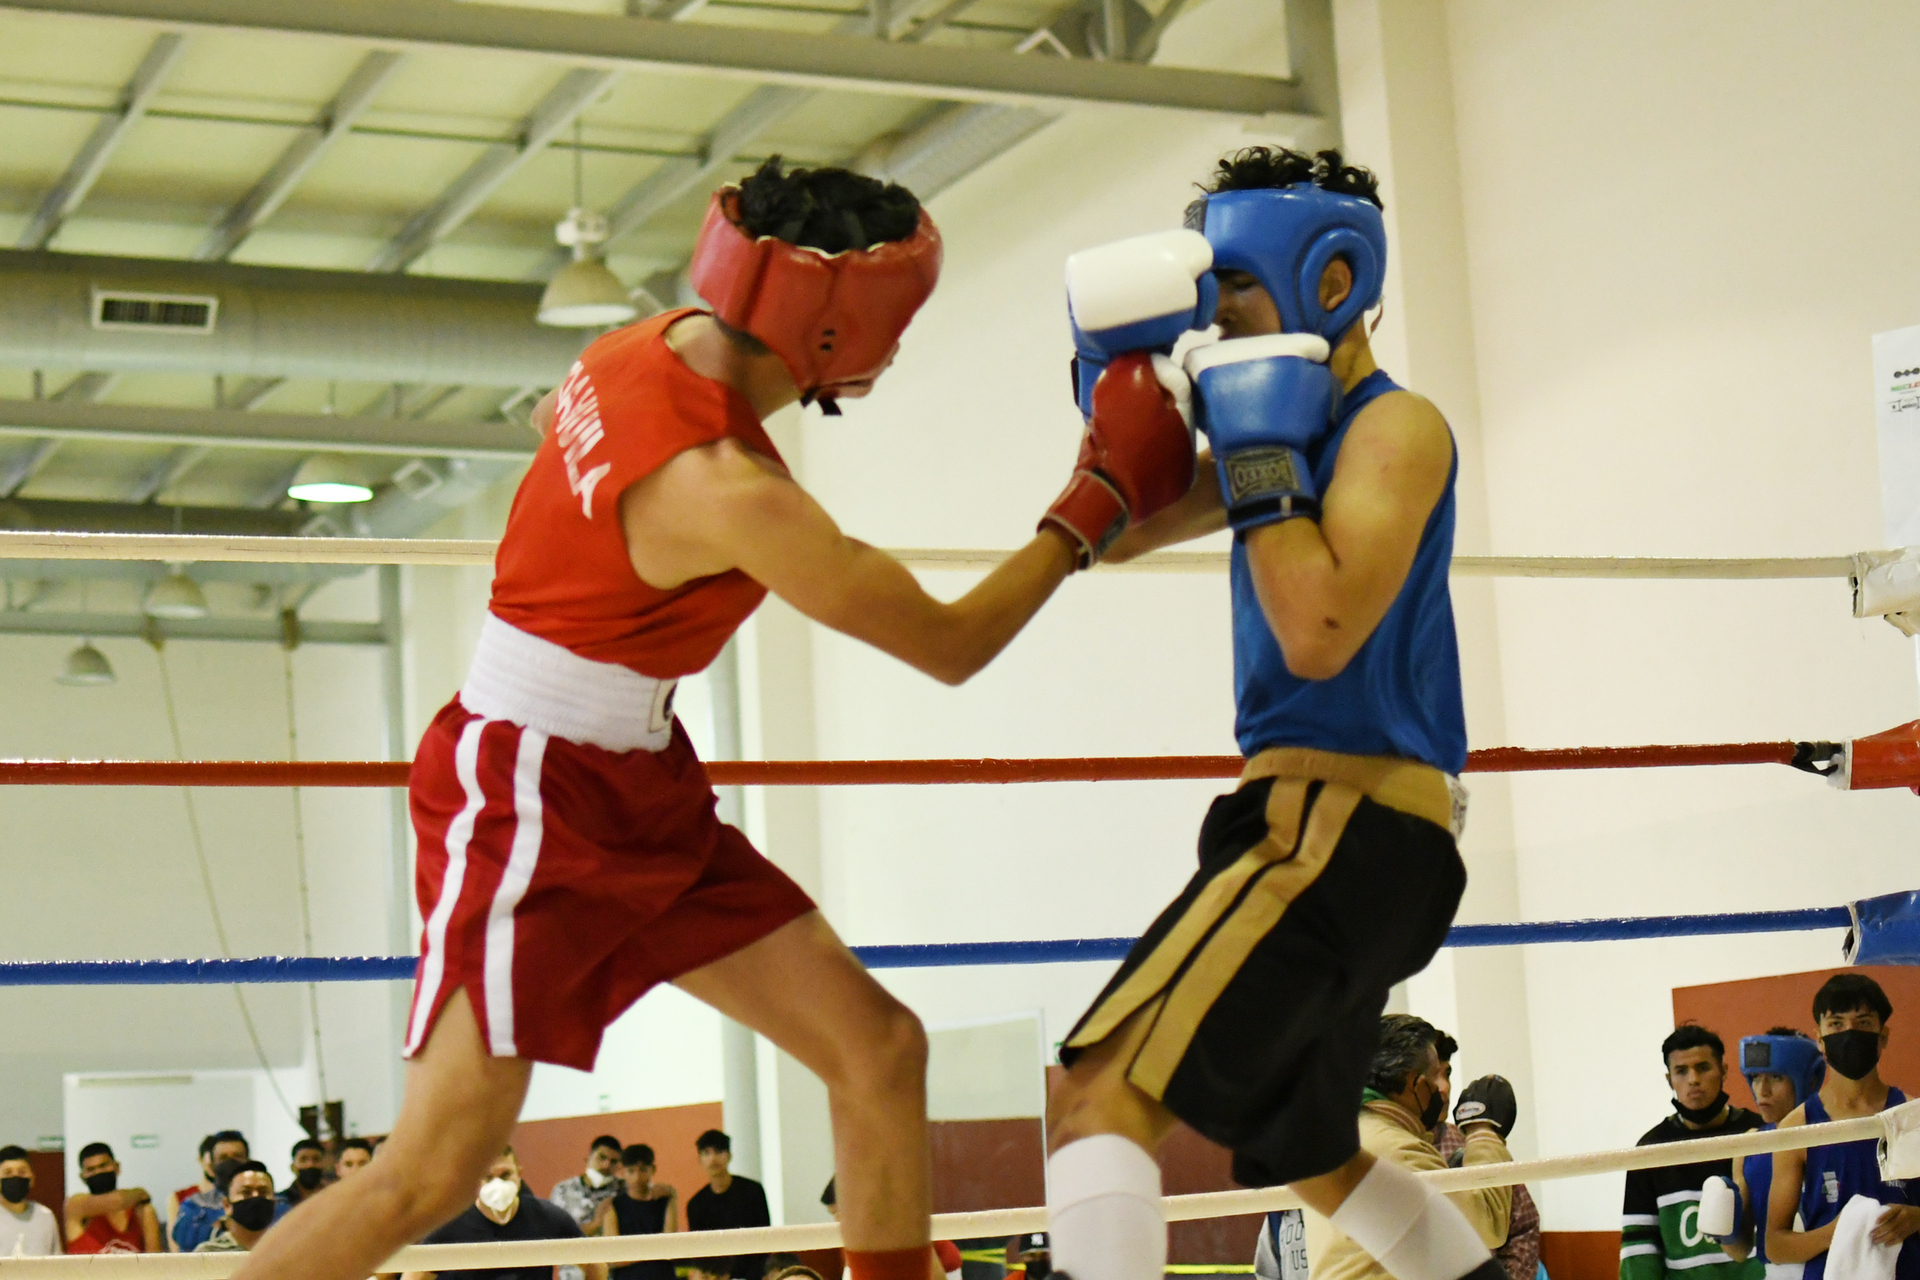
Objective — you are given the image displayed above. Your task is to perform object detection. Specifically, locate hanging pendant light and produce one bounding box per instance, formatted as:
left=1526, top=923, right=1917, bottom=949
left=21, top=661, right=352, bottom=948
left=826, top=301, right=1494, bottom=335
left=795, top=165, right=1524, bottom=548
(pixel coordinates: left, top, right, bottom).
left=145, top=565, right=209, bottom=620
left=287, top=453, right=373, bottom=503
left=537, top=120, right=637, bottom=328
left=57, top=640, right=114, bottom=686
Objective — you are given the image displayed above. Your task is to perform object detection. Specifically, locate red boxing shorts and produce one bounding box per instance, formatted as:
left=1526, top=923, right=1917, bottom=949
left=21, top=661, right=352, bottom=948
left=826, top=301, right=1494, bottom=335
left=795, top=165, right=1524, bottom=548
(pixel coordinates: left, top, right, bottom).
left=403, top=696, right=816, bottom=1070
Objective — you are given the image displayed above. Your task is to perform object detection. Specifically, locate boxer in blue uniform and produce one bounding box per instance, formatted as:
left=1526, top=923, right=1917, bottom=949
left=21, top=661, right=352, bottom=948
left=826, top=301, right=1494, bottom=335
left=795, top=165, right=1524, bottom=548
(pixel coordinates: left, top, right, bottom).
left=1706, top=1030, right=1824, bottom=1280
left=1042, top=147, right=1492, bottom=1280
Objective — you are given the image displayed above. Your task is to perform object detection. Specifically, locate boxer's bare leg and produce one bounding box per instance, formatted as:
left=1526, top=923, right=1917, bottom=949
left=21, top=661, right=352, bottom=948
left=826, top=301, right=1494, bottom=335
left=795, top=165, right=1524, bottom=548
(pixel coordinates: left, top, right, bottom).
left=230, top=990, right=530, bottom=1280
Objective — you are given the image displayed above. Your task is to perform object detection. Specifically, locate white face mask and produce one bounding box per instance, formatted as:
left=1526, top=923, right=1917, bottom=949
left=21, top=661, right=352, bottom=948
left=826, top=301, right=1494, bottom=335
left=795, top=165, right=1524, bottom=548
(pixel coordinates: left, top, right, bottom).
left=583, top=1168, right=610, bottom=1189
left=478, top=1178, right=519, bottom=1215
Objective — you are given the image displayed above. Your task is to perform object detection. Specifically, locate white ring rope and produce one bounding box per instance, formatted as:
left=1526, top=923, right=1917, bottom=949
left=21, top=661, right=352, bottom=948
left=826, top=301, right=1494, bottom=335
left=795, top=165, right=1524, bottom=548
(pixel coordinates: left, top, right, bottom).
left=0, top=530, right=1879, bottom=581
left=2, top=1109, right=1905, bottom=1279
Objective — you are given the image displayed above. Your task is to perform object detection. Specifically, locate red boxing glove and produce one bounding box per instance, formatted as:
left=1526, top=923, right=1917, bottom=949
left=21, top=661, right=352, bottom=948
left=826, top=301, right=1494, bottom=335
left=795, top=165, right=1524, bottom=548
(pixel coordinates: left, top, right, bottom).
left=1043, top=351, right=1197, bottom=568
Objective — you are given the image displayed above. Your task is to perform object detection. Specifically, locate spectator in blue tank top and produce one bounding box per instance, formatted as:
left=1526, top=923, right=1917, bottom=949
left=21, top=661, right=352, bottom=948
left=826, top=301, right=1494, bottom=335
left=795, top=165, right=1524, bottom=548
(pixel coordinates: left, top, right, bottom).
left=1767, top=975, right=1920, bottom=1280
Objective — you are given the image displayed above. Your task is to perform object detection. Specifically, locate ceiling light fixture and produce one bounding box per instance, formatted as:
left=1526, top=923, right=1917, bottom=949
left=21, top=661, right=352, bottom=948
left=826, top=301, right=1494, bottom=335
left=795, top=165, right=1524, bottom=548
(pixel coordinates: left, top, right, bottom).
left=287, top=453, right=373, bottom=504
left=144, top=568, right=209, bottom=620
left=537, top=120, right=638, bottom=328
left=57, top=640, right=115, bottom=686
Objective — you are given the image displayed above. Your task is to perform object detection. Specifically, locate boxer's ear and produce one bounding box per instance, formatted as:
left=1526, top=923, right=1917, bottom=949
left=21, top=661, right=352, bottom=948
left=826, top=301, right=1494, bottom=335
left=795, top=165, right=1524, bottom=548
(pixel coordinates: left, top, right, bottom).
left=1318, top=257, right=1354, bottom=312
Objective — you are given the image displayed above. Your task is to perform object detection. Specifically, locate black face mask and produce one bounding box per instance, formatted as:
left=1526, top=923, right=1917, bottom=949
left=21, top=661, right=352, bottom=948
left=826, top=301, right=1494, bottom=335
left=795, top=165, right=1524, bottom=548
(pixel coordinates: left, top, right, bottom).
left=229, top=1197, right=277, bottom=1232
left=1672, top=1091, right=1729, bottom=1125
left=0, top=1176, right=30, bottom=1204
left=295, top=1167, right=326, bottom=1191
left=84, top=1172, right=117, bottom=1195
left=1419, top=1081, right=1447, bottom=1130
left=1823, top=1030, right=1883, bottom=1081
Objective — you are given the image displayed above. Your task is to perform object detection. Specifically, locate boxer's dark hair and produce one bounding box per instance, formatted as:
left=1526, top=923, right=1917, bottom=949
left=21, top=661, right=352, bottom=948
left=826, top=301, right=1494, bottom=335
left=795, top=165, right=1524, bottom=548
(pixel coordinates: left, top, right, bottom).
left=737, top=156, right=921, bottom=252
left=1198, top=146, right=1383, bottom=209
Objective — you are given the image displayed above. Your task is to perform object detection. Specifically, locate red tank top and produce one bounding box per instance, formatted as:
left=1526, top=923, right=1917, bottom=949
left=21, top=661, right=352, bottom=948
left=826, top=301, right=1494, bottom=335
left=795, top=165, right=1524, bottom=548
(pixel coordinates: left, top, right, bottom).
left=490, top=310, right=781, bottom=678
left=69, top=1210, right=145, bottom=1254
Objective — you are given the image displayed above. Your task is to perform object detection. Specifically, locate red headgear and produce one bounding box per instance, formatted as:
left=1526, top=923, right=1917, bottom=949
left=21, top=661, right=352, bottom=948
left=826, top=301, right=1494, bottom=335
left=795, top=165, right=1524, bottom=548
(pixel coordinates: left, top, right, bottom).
left=687, top=186, right=943, bottom=411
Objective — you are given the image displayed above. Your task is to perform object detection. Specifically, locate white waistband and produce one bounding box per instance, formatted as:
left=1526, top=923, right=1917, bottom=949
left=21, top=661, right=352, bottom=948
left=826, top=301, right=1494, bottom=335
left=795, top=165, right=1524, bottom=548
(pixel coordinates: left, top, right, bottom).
left=461, top=614, right=677, bottom=753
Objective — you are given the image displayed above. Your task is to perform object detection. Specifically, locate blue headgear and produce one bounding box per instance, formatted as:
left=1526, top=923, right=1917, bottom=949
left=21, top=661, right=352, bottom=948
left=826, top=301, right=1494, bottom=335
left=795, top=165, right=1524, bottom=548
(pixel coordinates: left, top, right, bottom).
left=1738, top=1033, right=1825, bottom=1106
left=1192, top=185, right=1388, bottom=341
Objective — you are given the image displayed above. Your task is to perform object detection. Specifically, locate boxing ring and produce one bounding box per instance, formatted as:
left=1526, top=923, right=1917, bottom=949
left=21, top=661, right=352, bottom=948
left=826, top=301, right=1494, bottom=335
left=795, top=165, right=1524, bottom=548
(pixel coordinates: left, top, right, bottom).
left=4, top=530, right=1920, bottom=1277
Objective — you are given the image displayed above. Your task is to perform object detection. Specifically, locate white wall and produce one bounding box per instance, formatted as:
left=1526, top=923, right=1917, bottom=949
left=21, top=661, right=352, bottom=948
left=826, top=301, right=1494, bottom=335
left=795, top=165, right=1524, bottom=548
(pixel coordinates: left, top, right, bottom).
left=1366, top=0, right=1920, bottom=1231
left=0, top=570, right=397, bottom=1152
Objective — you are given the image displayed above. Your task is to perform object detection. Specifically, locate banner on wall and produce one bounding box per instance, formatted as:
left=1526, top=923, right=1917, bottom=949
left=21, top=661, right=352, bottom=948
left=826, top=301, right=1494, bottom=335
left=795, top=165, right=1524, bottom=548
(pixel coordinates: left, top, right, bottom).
left=1873, top=324, right=1920, bottom=689
left=1874, top=324, right=1920, bottom=547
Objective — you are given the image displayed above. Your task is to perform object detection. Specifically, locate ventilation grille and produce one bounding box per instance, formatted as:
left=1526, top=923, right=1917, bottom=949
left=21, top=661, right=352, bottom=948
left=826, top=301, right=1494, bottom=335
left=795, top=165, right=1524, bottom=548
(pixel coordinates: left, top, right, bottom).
left=90, top=288, right=218, bottom=334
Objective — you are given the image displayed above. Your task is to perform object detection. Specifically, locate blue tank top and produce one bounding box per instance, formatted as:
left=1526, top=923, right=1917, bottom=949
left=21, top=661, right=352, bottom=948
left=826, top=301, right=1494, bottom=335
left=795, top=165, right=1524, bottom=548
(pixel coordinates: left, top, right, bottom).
left=1229, top=369, right=1467, bottom=772
left=1800, top=1089, right=1917, bottom=1280
left=1745, top=1139, right=1776, bottom=1264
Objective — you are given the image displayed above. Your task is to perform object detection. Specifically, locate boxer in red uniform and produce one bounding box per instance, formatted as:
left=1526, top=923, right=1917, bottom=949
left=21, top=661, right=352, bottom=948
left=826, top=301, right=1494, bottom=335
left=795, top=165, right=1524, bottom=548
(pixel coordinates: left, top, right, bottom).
left=233, top=160, right=1195, bottom=1280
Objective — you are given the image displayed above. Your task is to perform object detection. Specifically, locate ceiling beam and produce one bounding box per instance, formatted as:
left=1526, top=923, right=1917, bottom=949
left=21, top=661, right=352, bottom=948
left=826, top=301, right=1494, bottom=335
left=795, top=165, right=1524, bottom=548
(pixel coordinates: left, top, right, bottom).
left=126, top=443, right=210, bottom=502
left=0, top=0, right=1302, bottom=117
left=52, top=371, right=119, bottom=403
left=16, top=30, right=186, bottom=248
left=367, top=65, right=618, bottom=273
left=0, top=609, right=385, bottom=644
left=0, top=397, right=538, bottom=459
left=0, top=495, right=301, bottom=536
left=577, top=0, right=938, bottom=265
left=195, top=49, right=406, bottom=261
left=596, top=84, right=811, bottom=256
left=0, top=439, right=63, bottom=498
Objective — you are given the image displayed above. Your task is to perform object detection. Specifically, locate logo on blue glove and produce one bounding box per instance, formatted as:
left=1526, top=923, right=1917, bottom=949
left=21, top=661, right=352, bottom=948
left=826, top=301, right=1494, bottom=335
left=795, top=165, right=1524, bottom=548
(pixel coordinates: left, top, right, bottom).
left=1222, top=449, right=1304, bottom=505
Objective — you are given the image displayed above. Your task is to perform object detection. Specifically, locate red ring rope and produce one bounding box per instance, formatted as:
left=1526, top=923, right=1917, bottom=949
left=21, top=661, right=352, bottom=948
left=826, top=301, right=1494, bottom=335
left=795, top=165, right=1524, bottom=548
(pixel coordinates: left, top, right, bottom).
left=0, top=741, right=1805, bottom=787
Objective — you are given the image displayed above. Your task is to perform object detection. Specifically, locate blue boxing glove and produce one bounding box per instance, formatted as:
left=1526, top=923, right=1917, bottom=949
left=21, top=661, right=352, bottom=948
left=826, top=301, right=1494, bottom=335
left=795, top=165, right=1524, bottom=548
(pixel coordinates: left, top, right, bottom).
left=1185, top=334, right=1338, bottom=531
left=1066, top=229, right=1216, bottom=420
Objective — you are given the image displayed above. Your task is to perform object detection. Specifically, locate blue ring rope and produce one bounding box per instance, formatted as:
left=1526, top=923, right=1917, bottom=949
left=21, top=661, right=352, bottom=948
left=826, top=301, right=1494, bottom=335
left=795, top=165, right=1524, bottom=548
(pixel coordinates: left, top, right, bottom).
left=0, top=906, right=1850, bottom=987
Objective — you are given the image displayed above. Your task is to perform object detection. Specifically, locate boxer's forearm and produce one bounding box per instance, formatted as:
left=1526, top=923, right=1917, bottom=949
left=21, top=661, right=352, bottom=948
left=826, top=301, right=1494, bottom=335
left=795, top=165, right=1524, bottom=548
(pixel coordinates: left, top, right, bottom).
left=930, top=528, right=1077, bottom=682
left=1105, top=455, right=1225, bottom=563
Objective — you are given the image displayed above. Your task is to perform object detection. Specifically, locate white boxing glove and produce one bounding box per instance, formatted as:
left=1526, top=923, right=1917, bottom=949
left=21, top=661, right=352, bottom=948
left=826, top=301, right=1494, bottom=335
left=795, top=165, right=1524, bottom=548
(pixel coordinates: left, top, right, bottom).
left=1697, top=1175, right=1739, bottom=1238
left=1066, top=228, right=1214, bottom=346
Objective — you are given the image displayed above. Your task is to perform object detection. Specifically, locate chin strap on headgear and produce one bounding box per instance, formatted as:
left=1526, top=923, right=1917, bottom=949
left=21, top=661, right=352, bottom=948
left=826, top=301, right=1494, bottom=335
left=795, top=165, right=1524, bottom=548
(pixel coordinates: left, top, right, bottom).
left=1191, top=184, right=1387, bottom=342
left=687, top=186, right=944, bottom=413
left=1738, top=1033, right=1825, bottom=1106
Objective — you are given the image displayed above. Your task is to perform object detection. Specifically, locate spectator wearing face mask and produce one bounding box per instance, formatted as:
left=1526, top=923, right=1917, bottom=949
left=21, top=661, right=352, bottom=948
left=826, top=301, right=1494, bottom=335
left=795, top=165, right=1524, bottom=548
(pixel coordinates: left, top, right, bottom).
left=553, top=1135, right=625, bottom=1231
left=65, top=1142, right=160, bottom=1254
left=405, top=1147, right=608, bottom=1280
left=336, top=1139, right=375, bottom=1180
left=194, top=1163, right=281, bottom=1253
left=1301, top=1015, right=1516, bottom=1280
left=282, top=1139, right=331, bottom=1209
left=1430, top=1033, right=1539, bottom=1280
left=172, top=1131, right=251, bottom=1252
left=1767, top=975, right=1920, bottom=1280
left=552, top=1135, right=624, bottom=1280
left=0, top=1144, right=60, bottom=1257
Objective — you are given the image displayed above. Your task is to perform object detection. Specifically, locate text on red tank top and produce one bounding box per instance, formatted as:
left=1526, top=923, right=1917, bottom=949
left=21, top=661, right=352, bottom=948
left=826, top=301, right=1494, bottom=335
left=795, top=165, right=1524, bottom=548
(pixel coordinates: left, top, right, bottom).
left=489, top=311, right=784, bottom=678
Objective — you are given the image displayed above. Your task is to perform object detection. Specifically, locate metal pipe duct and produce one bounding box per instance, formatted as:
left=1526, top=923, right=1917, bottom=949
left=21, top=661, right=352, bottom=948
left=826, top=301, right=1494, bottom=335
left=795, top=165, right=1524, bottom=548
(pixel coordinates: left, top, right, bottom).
left=0, top=250, right=590, bottom=387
